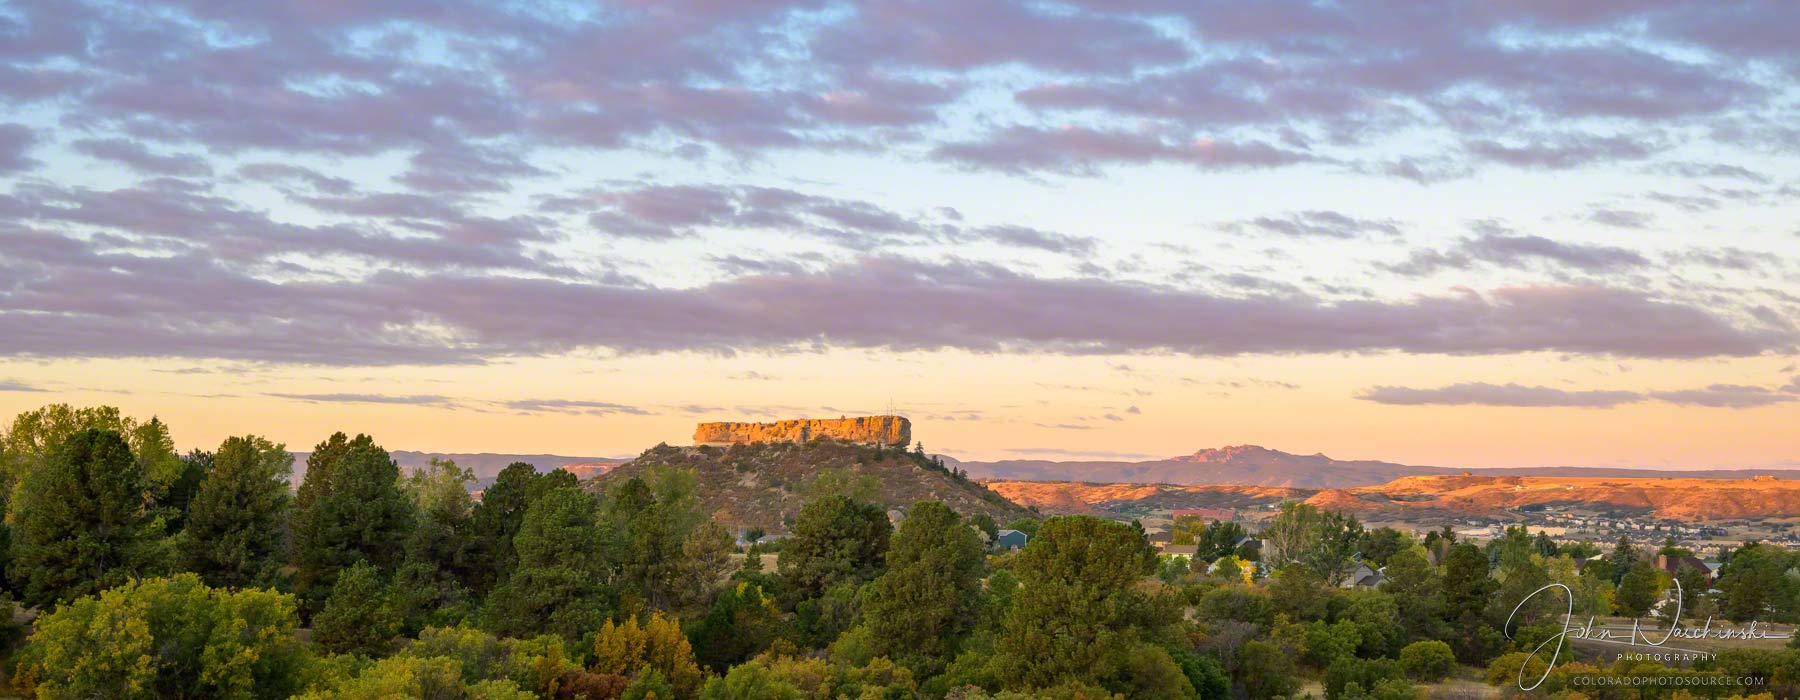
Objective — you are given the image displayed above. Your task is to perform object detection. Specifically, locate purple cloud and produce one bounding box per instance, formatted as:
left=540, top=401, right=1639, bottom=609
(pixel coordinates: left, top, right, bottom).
left=1391, top=229, right=1650, bottom=275
left=1358, top=383, right=1643, bottom=408
left=1226, top=211, right=1403, bottom=240
left=1648, top=384, right=1797, bottom=409
left=1365, top=380, right=1800, bottom=409
left=71, top=138, right=212, bottom=177
left=1, top=238, right=1789, bottom=365
left=0, top=123, right=37, bottom=173
left=933, top=127, right=1311, bottom=175
left=499, top=399, right=652, bottom=416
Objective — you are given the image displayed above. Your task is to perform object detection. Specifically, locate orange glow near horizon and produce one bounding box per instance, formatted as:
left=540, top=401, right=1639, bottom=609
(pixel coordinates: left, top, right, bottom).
left=4, top=348, right=1795, bottom=470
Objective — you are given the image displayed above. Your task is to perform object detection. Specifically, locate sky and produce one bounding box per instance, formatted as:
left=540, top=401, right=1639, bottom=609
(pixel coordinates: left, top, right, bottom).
left=1, top=0, right=1798, bottom=469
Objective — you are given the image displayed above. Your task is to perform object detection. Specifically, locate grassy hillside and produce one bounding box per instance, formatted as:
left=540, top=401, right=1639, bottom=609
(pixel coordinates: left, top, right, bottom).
left=591, top=439, right=1034, bottom=535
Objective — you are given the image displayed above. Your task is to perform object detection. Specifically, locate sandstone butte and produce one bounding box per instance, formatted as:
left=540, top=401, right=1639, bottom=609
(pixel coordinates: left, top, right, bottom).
left=693, top=415, right=911, bottom=447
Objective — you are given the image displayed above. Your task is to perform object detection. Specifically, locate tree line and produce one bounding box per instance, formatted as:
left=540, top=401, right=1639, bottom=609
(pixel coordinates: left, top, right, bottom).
left=3, top=404, right=1800, bottom=700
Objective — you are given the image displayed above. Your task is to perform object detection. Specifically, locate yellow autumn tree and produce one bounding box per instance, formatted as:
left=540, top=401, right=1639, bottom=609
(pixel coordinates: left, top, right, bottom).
left=592, top=612, right=702, bottom=698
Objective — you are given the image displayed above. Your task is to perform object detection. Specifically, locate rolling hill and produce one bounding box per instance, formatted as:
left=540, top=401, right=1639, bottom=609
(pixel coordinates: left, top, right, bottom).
left=949, top=445, right=1800, bottom=489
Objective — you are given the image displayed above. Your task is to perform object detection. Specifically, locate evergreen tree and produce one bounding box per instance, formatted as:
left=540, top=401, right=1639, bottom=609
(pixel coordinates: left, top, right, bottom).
left=9, top=429, right=165, bottom=607
left=313, top=560, right=400, bottom=657
left=863, top=501, right=987, bottom=675
left=467, top=463, right=568, bottom=595
left=162, top=448, right=212, bottom=533
left=984, top=515, right=1191, bottom=699
left=291, top=432, right=415, bottom=612
left=1615, top=560, right=1662, bottom=618
left=1439, top=542, right=1499, bottom=663
left=777, top=494, right=892, bottom=604
left=483, top=487, right=614, bottom=640
left=395, top=458, right=478, bottom=631
left=179, top=435, right=293, bottom=589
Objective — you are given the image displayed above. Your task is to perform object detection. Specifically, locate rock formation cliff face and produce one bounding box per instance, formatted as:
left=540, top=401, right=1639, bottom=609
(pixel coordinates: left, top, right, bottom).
left=693, top=415, right=911, bottom=446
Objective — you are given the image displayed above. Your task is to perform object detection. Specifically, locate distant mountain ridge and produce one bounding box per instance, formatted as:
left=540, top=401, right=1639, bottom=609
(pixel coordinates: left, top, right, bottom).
left=947, top=445, right=1800, bottom=489
left=289, top=449, right=628, bottom=487
left=291, top=445, right=1800, bottom=492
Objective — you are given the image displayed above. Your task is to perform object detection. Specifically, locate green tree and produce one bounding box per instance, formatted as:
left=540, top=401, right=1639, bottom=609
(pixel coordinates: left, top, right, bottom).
left=1238, top=640, right=1299, bottom=700
left=291, top=433, right=415, bottom=612
left=296, top=655, right=535, bottom=700
left=603, top=471, right=728, bottom=613
left=1358, top=528, right=1412, bottom=567
left=863, top=501, right=988, bottom=675
left=777, top=494, right=893, bottom=603
left=1608, top=536, right=1639, bottom=585
left=1398, top=640, right=1456, bottom=682
left=688, top=581, right=784, bottom=672
left=1615, top=559, right=1662, bottom=618
left=313, top=560, right=401, bottom=657
left=0, top=404, right=135, bottom=493
left=179, top=435, right=293, bottom=589
left=1717, top=542, right=1799, bottom=622
left=985, top=516, right=1190, bottom=699
left=9, top=428, right=165, bottom=607
left=1440, top=543, right=1500, bottom=663
left=396, top=458, right=478, bottom=632
left=162, top=448, right=212, bottom=533
left=20, top=574, right=312, bottom=700
left=466, top=463, right=571, bottom=595
left=1262, top=503, right=1364, bottom=585
left=483, top=487, right=614, bottom=641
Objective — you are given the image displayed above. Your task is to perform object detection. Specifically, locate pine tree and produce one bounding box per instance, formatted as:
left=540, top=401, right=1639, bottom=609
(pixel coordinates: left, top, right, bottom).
left=9, top=429, right=165, bottom=607
left=291, top=432, right=415, bottom=612
left=179, top=435, right=293, bottom=589
left=777, top=494, right=892, bottom=603
left=483, top=487, right=614, bottom=641
left=862, top=501, right=986, bottom=675
left=312, top=560, right=400, bottom=657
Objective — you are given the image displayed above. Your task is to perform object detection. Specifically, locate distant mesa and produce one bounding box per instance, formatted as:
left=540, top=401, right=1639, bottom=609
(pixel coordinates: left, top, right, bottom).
left=693, top=415, right=911, bottom=447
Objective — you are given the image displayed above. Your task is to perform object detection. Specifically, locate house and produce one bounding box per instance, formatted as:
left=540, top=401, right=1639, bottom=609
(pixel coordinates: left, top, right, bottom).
left=1172, top=508, right=1237, bottom=522
left=995, top=529, right=1028, bottom=551
left=1655, top=553, right=1714, bottom=583
left=1147, top=530, right=1174, bottom=544
left=1159, top=544, right=1200, bottom=560
left=1342, top=563, right=1384, bottom=589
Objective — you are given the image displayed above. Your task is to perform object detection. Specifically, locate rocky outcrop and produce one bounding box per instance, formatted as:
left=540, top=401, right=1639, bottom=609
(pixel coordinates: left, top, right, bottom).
left=693, top=415, right=911, bottom=447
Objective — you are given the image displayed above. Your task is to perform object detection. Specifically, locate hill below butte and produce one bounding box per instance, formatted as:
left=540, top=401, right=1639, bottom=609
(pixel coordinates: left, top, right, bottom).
left=594, top=422, right=1030, bottom=535
left=949, top=444, right=1800, bottom=489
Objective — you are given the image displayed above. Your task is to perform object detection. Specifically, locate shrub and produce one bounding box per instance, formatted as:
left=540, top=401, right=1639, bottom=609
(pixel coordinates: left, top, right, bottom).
left=1398, top=640, right=1456, bottom=682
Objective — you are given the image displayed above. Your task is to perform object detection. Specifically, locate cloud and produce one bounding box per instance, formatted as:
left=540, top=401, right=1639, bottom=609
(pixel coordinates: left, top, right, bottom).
left=1357, top=383, right=1643, bottom=408
left=933, top=127, right=1311, bottom=175
left=71, top=138, right=213, bottom=177
left=1587, top=208, right=1656, bottom=229
left=1462, top=233, right=1648, bottom=271
left=1, top=237, right=1788, bottom=365
left=1225, top=211, right=1403, bottom=240
left=0, top=379, right=46, bottom=393
left=0, top=124, right=38, bottom=173
left=1361, top=381, right=1800, bottom=409
left=1648, top=384, right=1797, bottom=409
left=1391, top=229, right=1650, bottom=275
left=499, top=399, right=652, bottom=416
left=266, top=392, right=461, bottom=408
